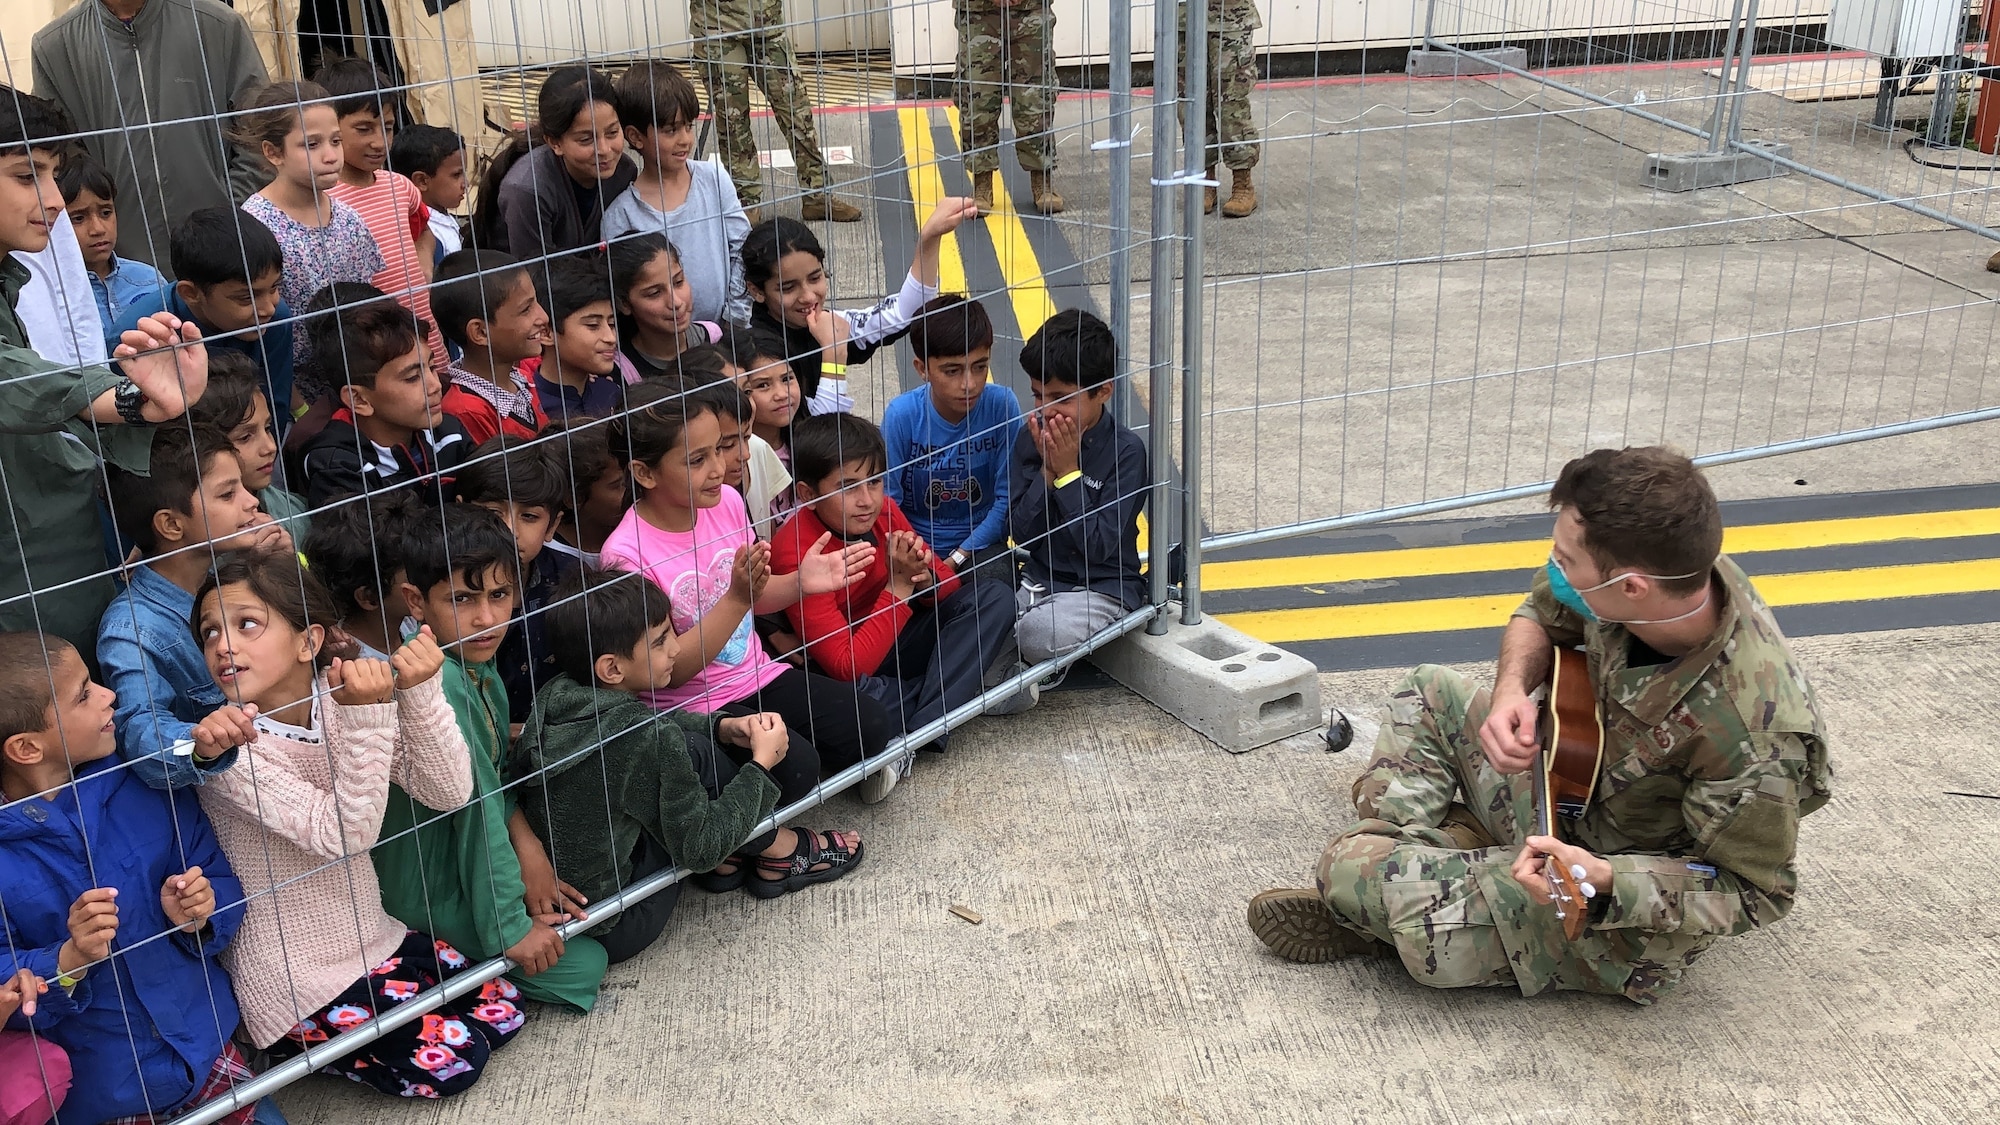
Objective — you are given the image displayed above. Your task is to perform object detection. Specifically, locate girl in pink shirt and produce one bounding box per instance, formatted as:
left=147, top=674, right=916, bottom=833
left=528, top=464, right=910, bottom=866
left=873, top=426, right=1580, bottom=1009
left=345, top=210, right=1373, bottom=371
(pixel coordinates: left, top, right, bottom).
left=600, top=384, right=905, bottom=805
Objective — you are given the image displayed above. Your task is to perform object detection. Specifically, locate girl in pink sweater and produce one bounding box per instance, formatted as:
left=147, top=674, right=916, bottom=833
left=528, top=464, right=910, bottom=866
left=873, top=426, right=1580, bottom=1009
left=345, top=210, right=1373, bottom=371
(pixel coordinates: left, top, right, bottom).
left=192, top=552, right=525, bottom=1099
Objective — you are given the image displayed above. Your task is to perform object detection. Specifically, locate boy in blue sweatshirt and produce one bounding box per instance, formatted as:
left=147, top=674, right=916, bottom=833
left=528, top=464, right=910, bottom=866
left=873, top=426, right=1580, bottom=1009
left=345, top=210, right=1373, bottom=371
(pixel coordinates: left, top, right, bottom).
left=879, top=295, right=1023, bottom=588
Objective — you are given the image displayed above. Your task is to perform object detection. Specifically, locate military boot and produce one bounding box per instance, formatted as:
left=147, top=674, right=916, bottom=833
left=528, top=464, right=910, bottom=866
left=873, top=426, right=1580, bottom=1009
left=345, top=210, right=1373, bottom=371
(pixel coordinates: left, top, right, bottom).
left=1029, top=170, right=1065, bottom=214
left=1204, top=166, right=1218, bottom=215
left=801, top=193, right=863, bottom=222
left=1221, top=168, right=1257, bottom=218
left=972, top=171, right=996, bottom=215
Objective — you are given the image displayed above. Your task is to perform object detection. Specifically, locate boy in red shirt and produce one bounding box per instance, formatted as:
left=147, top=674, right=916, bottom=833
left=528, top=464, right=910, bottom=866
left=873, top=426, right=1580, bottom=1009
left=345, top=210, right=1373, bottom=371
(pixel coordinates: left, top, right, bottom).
left=769, top=413, right=1016, bottom=749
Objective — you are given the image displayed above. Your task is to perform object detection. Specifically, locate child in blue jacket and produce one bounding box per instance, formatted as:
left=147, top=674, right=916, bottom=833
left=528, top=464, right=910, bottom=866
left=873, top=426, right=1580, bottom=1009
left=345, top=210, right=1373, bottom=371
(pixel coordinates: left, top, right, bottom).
left=0, top=631, right=257, bottom=1125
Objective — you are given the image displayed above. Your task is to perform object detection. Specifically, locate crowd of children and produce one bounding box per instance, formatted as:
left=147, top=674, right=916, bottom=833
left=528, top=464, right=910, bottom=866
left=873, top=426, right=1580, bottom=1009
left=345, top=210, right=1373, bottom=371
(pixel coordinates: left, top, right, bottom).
left=0, top=53, right=1152, bottom=1125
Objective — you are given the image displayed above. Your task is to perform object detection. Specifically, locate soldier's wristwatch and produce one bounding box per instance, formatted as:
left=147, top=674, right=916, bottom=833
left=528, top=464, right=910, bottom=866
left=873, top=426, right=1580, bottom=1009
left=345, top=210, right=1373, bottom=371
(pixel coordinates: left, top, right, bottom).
left=113, top=379, right=150, bottom=426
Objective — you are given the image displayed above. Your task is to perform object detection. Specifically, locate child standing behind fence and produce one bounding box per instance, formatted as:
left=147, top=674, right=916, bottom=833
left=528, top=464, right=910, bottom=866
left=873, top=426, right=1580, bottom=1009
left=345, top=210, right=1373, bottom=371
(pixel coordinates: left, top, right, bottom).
left=192, top=551, right=525, bottom=1100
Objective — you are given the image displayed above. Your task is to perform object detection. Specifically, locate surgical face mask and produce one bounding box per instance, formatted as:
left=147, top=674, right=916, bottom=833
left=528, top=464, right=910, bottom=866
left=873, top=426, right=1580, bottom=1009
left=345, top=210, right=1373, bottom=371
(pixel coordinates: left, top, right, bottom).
left=1546, top=556, right=1710, bottom=626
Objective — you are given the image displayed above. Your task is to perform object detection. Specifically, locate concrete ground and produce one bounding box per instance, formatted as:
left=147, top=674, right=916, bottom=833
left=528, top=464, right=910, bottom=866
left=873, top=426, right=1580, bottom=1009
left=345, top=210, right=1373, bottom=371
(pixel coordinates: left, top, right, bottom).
left=269, top=58, right=2000, bottom=1124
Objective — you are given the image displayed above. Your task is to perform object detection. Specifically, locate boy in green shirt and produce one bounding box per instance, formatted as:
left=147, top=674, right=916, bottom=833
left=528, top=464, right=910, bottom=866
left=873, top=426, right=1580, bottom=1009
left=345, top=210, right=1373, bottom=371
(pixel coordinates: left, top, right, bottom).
left=373, top=503, right=608, bottom=1009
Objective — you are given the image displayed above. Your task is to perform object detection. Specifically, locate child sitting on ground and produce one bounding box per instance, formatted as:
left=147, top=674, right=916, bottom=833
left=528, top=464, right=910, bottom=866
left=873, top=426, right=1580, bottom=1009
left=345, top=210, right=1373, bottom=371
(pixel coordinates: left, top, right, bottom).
left=605, top=60, right=750, bottom=325
left=476, top=66, right=637, bottom=263
left=724, top=325, right=802, bottom=467
left=743, top=198, right=976, bottom=416
left=433, top=249, right=552, bottom=442
left=318, top=56, right=451, bottom=369
left=1010, top=309, right=1151, bottom=665
left=524, top=254, right=638, bottom=421
left=880, top=294, right=1024, bottom=585
left=599, top=385, right=899, bottom=803
left=58, top=155, right=163, bottom=352
left=687, top=369, right=791, bottom=540
left=0, top=631, right=255, bottom=1125
left=114, top=206, right=298, bottom=430
left=301, top=490, right=429, bottom=661
left=373, top=504, right=609, bottom=1009
left=190, top=351, right=312, bottom=541
left=97, top=424, right=291, bottom=789
left=297, top=285, right=471, bottom=506
left=773, top=412, right=1020, bottom=743
left=454, top=436, right=578, bottom=721
left=388, top=123, right=470, bottom=263
left=512, top=569, right=862, bottom=969
left=193, top=550, right=525, bottom=1100
left=543, top=416, right=628, bottom=569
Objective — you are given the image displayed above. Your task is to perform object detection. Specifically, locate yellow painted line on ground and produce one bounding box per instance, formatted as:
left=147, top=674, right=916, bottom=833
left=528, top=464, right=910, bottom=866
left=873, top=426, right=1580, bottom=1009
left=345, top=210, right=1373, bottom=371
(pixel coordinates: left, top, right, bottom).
left=896, top=107, right=968, bottom=298
left=1217, top=558, right=2000, bottom=642
left=1201, top=507, right=2000, bottom=593
left=942, top=105, right=1057, bottom=342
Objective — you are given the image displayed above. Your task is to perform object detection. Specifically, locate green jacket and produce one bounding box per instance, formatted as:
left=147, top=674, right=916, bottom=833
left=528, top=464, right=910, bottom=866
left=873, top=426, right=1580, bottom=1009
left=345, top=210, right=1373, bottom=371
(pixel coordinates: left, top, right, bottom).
left=374, top=655, right=605, bottom=1011
left=0, top=257, right=152, bottom=651
left=510, top=674, right=780, bottom=912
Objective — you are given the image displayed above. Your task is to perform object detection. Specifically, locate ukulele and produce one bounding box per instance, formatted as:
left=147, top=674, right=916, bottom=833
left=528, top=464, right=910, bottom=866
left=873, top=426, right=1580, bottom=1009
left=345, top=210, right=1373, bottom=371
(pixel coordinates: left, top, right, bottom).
left=1531, top=645, right=1607, bottom=940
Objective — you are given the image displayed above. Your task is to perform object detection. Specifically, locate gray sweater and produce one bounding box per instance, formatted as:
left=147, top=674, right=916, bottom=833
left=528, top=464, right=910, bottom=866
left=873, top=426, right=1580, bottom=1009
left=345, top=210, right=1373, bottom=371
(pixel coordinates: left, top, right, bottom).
left=495, top=143, right=638, bottom=264
left=601, top=161, right=751, bottom=325
left=33, top=0, right=270, bottom=270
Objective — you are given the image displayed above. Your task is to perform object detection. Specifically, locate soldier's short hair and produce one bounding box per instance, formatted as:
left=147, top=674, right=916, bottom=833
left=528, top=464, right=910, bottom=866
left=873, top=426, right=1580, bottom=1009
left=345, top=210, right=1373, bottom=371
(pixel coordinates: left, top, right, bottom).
left=1549, top=447, right=1721, bottom=596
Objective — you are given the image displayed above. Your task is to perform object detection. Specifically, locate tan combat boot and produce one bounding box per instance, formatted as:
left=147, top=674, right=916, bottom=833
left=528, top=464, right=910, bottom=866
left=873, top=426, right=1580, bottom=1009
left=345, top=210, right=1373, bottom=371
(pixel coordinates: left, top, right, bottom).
left=1246, top=889, right=1393, bottom=964
left=1029, top=170, right=1065, bottom=214
left=1204, top=166, right=1218, bottom=215
left=1221, top=168, right=1257, bottom=217
left=972, top=171, right=995, bottom=215
left=801, top=193, right=863, bottom=222
left=1987, top=247, right=2000, bottom=273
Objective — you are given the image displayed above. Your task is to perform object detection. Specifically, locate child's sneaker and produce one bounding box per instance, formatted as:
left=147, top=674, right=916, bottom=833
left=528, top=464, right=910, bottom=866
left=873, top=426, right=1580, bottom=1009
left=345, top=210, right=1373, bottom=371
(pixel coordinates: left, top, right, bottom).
left=858, top=757, right=900, bottom=803
left=982, top=662, right=1041, bottom=716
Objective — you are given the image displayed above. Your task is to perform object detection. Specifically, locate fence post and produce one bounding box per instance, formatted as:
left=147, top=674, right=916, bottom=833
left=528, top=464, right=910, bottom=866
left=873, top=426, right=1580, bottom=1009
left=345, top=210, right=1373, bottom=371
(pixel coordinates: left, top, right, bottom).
left=1178, top=0, right=1208, bottom=627
left=1145, top=0, right=1182, bottom=634
left=1106, top=0, right=1134, bottom=364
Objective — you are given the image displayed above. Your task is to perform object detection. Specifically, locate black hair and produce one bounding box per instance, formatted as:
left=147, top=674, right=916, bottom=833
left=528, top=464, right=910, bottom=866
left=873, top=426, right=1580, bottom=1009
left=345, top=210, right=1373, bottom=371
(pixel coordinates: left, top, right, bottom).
left=607, top=231, right=680, bottom=308
left=454, top=435, right=570, bottom=513
left=615, top=59, right=702, bottom=133
left=606, top=380, right=719, bottom=473
left=909, top=293, right=994, bottom=361
left=790, top=411, right=887, bottom=489
left=401, top=502, right=521, bottom=597
left=106, top=424, right=241, bottom=554
left=431, top=248, right=530, bottom=349
left=742, top=217, right=823, bottom=291
left=746, top=325, right=794, bottom=368
left=1020, top=308, right=1118, bottom=390
left=189, top=351, right=264, bottom=434
left=171, top=206, right=285, bottom=291
left=543, top=415, right=623, bottom=505
left=312, top=55, right=398, bottom=122
left=474, top=66, right=621, bottom=252
left=56, top=155, right=115, bottom=205
left=305, top=284, right=428, bottom=392
left=692, top=379, right=750, bottom=425
left=672, top=345, right=732, bottom=389
left=302, top=490, right=429, bottom=619
left=192, top=549, right=359, bottom=671
left=0, top=632, right=76, bottom=746
left=537, top=253, right=614, bottom=329
left=543, top=566, right=674, bottom=686
left=388, top=122, right=463, bottom=179
left=0, top=88, right=74, bottom=156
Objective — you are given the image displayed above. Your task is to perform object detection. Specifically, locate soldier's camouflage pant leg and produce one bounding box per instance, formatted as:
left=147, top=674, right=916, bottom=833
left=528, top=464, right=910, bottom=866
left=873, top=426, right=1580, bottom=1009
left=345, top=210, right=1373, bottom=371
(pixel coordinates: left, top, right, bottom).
left=695, top=31, right=829, bottom=203
left=751, top=29, right=830, bottom=192
left=955, top=0, right=1058, bottom=175
left=1316, top=665, right=1695, bottom=1001
left=1177, top=4, right=1261, bottom=171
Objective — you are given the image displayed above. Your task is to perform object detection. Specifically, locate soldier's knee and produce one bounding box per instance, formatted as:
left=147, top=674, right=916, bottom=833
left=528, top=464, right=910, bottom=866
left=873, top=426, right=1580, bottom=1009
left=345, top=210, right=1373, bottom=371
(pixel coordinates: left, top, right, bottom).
left=1315, top=824, right=1398, bottom=913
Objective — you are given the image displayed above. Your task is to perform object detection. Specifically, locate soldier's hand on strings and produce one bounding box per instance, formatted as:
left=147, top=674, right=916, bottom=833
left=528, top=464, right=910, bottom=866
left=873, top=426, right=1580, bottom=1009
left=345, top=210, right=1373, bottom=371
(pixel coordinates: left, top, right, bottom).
left=1478, top=690, right=1541, bottom=775
left=0, top=968, right=47, bottom=1021
left=327, top=656, right=396, bottom=707
left=113, top=313, right=209, bottom=422
left=1511, top=836, right=1611, bottom=907
left=190, top=703, right=259, bottom=760
left=390, top=625, right=446, bottom=689
left=162, top=867, right=215, bottom=933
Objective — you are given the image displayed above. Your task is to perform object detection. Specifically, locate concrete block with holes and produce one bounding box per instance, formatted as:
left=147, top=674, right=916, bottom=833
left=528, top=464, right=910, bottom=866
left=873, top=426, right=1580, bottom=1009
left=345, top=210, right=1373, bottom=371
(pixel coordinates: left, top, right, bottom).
left=1093, top=605, right=1320, bottom=753
left=1405, top=47, right=1529, bottom=78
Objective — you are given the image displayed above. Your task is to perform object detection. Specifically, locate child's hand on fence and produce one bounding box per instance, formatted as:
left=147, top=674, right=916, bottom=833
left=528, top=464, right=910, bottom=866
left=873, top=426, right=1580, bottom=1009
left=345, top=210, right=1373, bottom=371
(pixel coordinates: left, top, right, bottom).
left=1034, top=411, right=1083, bottom=481
left=161, top=867, right=215, bottom=933
left=60, top=889, right=118, bottom=976
left=390, top=626, right=446, bottom=689
left=921, top=197, right=980, bottom=240
left=112, top=313, right=208, bottom=423
left=798, top=532, right=874, bottom=595
left=505, top=922, right=565, bottom=976
left=190, top=703, right=259, bottom=760
left=0, top=967, right=47, bottom=1021
left=327, top=656, right=396, bottom=707
left=517, top=833, right=590, bottom=924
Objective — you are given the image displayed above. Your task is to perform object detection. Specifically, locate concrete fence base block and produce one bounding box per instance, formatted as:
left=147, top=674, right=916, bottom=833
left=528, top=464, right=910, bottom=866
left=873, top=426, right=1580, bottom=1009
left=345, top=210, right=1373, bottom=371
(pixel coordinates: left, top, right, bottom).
left=1405, top=47, right=1529, bottom=77
left=1094, top=606, right=1320, bottom=753
left=1641, top=142, right=1793, bottom=192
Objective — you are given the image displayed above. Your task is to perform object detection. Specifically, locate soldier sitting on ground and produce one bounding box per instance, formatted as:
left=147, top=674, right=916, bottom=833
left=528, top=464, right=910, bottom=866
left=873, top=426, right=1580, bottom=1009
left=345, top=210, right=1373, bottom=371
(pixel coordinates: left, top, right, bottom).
left=1248, top=446, right=1832, bottom=1004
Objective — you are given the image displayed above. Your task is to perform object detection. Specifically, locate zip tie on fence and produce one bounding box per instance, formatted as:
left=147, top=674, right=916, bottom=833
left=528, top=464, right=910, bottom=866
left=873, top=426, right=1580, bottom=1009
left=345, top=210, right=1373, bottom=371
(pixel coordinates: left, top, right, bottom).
left=1091, top=137, right=1133, bottom=150
left=1151, top=169, right=1219, bottom=187
left=165, top=603, right=1163, bottom=1125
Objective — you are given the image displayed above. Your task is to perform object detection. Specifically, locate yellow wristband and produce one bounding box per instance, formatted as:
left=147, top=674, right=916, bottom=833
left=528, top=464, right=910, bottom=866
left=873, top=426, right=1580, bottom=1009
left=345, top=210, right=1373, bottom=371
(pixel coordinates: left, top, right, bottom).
left=291, top=402, right=310, bottom=421
left=822, top=362, right=848, bottom=376
left=56, top=967, right=85, bottom=990
left=1053, top=471, right=1084, bottom=488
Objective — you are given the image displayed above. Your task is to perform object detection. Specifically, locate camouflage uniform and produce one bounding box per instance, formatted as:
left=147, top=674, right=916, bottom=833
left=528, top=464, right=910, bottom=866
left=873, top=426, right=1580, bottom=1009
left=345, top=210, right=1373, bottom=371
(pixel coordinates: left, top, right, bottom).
left=690, top=0, right=832, bottom=205
left=1179, top=0, right=1261, bottom=171
left=954, top=0, right=1058, bottom=176
left=1317, top=557, right=1832, bottom=1004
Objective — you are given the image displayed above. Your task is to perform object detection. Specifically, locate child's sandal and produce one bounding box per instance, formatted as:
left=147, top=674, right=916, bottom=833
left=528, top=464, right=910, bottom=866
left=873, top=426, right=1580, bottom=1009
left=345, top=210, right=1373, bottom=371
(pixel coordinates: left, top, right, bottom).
left=692, top=855, right=749, bottom=893
left=745, top=828, right=863, bottom=900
